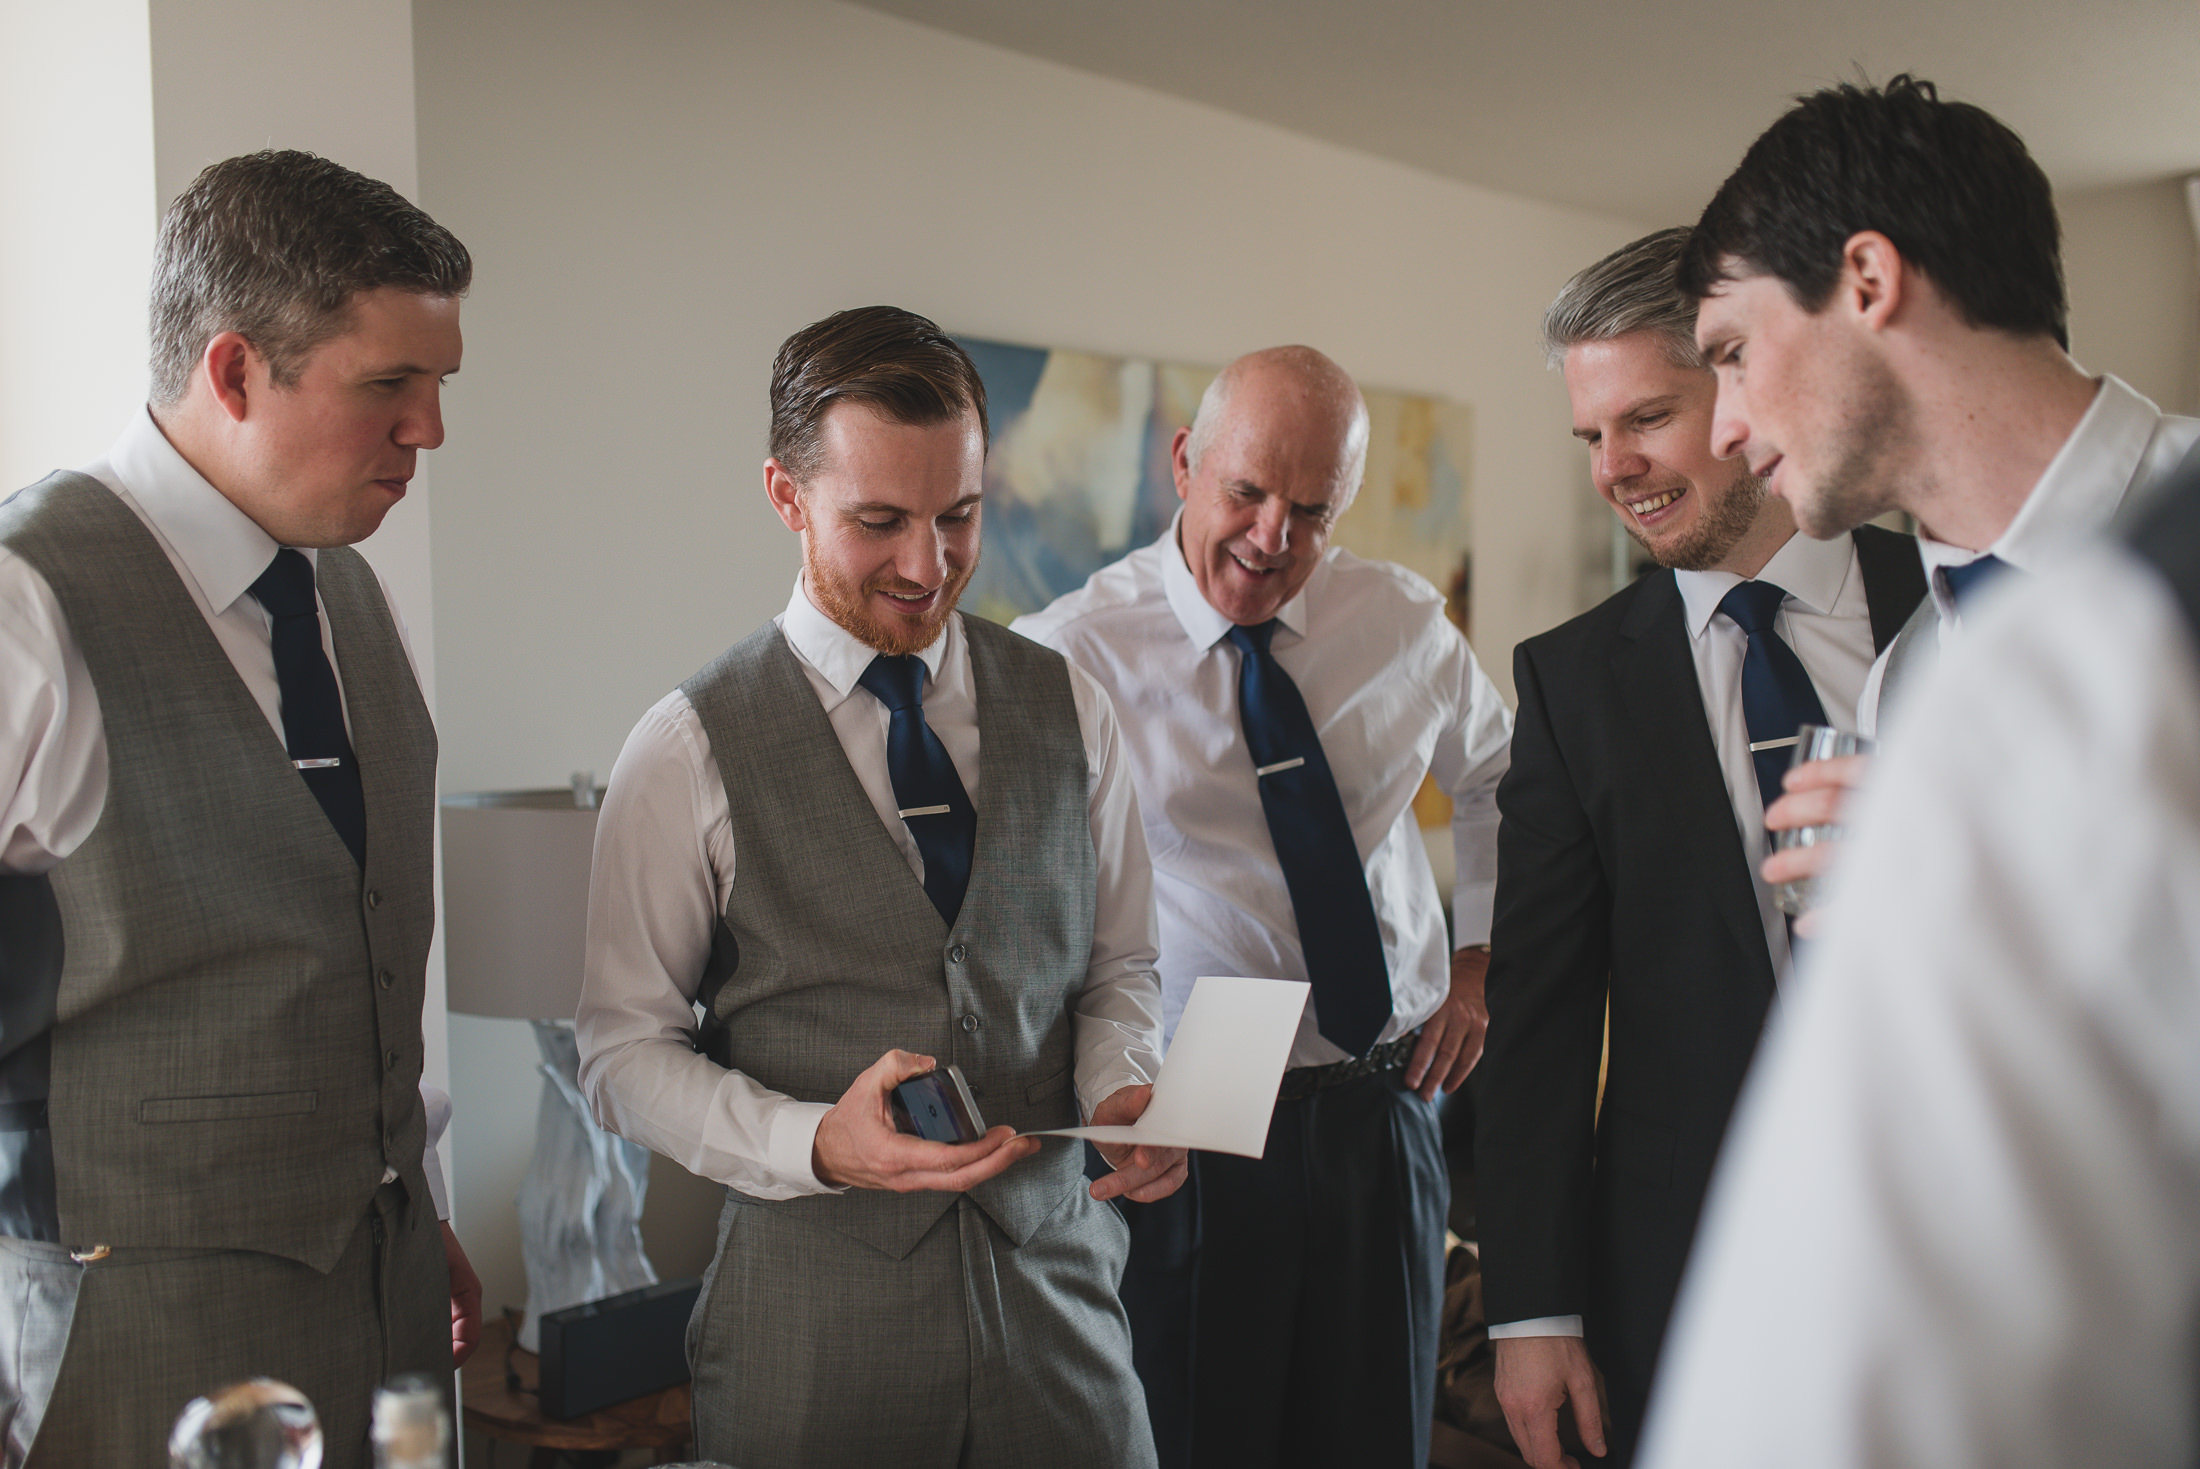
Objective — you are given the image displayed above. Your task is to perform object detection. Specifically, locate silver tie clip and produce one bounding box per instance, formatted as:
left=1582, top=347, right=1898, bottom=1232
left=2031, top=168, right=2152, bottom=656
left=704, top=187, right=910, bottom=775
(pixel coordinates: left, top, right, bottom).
left=1747, top=736, right=1800, bottom=753
left=1255, top=757, right=1307, bottom=777
left=293, top=757, right=343, bottom=770
left=898, top=804, right=952, bottom=818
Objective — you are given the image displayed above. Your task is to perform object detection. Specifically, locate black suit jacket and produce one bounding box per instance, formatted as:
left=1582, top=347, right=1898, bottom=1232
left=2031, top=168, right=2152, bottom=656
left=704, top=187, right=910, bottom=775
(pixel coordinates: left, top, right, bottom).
left=1474, top=525, right=1925, bottom=1457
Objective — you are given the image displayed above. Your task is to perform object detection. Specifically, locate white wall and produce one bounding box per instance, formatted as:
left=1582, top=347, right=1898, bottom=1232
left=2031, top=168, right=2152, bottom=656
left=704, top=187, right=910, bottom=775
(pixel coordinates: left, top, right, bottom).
left=2063, top=175, right=2200, bottom=417
left=0, top=0, right=155, bottom=492
left=412, top=0, right=1644, bottom=1314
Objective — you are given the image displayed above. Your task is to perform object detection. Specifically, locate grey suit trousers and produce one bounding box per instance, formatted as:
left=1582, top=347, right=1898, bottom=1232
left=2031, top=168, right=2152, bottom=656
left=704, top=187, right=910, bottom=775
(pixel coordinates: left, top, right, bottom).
left=0, top=1182, right=446, bottom=1469
left=690, top=1183, right=1157, bottom=1469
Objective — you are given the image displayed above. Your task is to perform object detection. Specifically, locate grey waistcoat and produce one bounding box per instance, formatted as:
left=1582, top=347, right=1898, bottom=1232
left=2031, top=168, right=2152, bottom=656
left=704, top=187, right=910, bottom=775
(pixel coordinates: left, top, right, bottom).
left=0, top=473, right=437, bottom=1272
left=683, top=616, right=1095, bottom=1260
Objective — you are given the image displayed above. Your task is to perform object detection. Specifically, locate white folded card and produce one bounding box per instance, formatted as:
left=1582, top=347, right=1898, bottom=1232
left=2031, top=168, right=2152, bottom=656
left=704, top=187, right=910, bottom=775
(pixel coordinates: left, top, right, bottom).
left=1028, top=974, right=1309, bottom=1158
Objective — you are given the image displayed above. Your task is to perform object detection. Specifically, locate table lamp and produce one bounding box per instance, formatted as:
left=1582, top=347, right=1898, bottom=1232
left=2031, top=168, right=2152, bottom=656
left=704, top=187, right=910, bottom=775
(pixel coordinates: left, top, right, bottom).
left=442, top=783, right=657, bottom=1353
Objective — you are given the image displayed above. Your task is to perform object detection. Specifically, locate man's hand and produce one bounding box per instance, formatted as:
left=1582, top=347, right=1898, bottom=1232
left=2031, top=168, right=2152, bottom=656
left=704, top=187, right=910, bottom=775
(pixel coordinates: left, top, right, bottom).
left=1087, top=1085, right=1189, bottom=1204
left=442, top=1221, right=483, bottom=1369
left=812, top=1049, right=1040, bottom=1192
left=1495, top=1335, right=1606, bottom=1468
left=1760, top=753, right=1871, bottom=937
left=1406, top=946, right=1490, bottom=1101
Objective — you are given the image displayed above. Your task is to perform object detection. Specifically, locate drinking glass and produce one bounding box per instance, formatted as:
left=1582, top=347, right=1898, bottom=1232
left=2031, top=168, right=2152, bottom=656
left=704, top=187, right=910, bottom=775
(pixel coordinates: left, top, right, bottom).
left=1771, top=724, right=1868, bottom=916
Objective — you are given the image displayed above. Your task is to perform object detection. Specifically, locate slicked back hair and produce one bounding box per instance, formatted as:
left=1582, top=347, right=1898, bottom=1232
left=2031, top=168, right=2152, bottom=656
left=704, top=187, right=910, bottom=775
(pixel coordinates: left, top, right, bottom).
left=1542, top=227, right=1703, bottom=370
left=149, top=150, right=471, bottom=404
left=1677, top=75, right=2067, bottom=349
left=769, top=306, right=989, bottom=484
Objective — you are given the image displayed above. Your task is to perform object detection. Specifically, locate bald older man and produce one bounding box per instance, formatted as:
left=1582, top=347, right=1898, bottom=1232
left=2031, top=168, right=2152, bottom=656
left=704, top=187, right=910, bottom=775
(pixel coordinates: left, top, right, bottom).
left=1015, top=347, right=1513, bottom=1468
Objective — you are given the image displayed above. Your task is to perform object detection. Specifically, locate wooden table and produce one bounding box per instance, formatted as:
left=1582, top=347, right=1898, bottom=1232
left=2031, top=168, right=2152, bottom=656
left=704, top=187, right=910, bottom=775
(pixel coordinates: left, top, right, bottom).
left=461, top=1314, right=694, bottom=1467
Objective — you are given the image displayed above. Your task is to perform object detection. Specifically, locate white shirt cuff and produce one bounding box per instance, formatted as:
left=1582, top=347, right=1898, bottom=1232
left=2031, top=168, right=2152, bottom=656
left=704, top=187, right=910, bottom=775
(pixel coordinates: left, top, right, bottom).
left=419, top=1081, right=453, bottom=1221
left=768, top=1099, right=844, bottom=1194
left=1487, top=1314, right=1584, bottom=1338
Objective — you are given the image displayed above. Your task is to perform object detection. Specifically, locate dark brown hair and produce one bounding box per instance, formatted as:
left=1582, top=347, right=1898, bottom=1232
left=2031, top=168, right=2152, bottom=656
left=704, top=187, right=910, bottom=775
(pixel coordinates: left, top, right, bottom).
left=150, top=149, right=472, bottom=403
left=769, top=306, right=989, bottom=482
left=1679, top=76, right=2066, bottom=349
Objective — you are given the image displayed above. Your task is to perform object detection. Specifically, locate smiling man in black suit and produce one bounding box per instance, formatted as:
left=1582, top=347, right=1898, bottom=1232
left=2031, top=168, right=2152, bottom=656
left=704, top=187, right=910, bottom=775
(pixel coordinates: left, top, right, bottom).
left=1473, top=227, right=1926, bottom=1469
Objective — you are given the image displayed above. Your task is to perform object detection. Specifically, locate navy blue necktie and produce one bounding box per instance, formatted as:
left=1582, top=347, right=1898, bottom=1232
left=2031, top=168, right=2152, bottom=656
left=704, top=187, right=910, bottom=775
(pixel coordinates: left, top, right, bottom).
left=1717, top=580, right=1829, bottom=817
left=1228, top=621, right=1391, bottom=1057
left=858, top=655, right=976, bottom=926
left=250, top=549, right=366, bottom=868
left=1941, top=554, right=2015, bottom=612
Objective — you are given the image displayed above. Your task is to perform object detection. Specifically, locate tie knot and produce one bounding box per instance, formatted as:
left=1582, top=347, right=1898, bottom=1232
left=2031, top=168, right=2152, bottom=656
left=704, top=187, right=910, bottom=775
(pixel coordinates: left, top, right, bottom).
left=857, top=653, right=927, bottom=713
left=1226, top=620, right=1280, bottom=658
left=249, top=548, right=319, bottom=619
left=1940, top=554, right=2014, bottom=611
left=1717, top=579, right=1789, bottom=635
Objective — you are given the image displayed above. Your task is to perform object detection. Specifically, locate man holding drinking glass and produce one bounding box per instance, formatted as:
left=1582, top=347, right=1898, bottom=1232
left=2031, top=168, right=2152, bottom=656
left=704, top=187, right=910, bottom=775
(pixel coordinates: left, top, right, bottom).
left=1476, top=227, right=1925, bottom=1469
left=1676, top=76, right=2200, bottom=913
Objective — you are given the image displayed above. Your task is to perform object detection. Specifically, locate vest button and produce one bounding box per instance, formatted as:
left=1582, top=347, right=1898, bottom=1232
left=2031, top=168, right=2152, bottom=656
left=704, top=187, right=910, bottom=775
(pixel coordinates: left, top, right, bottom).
left=948, top=944, right=968, bottom=964
left=384, top=1048, right=399, bottom=1071
left=377, top=968, right=394, bottom=991
left=366, top=889, right=382, bottom=910
left=960, top=1014, right=981, bottom=1034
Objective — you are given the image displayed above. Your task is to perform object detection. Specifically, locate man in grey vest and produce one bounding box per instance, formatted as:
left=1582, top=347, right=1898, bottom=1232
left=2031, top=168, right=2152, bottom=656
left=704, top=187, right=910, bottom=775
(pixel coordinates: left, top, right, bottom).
left=0, top=152, right=480, bottom=1468
left=1675, top=76, right=2200, bottom=915
left=576, top=305, right=1182, bottom=1469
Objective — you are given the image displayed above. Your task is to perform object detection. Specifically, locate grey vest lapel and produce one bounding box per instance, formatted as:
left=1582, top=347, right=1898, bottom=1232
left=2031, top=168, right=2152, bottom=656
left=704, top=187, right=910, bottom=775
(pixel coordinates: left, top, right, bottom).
left=2124, top=441, right=2200, bottom=642
left=684, top=615, right=1093, bottom=1260
left=0, top=472, right=436, bottom=1268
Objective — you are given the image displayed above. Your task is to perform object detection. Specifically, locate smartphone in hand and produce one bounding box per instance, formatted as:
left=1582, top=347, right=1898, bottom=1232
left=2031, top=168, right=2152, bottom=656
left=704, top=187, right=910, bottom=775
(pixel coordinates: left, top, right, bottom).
left=890, top=1064, right=987, bottom=1143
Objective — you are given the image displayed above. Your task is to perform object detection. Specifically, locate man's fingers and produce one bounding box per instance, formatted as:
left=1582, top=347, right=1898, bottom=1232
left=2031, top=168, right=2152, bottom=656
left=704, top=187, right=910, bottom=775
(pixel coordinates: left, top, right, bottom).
left=1441, top=1021, right=1485, bottom=1093
left=890, top=1133, right=1040, bottom=1193
left=1780, top=752, right=1868, bottom=792
left=1415, top=1021, right=1465, bottom=1101
left=1761, top=840, right=1836, bottom=888
left=1764, top=786, right=1844, bottom=832
left=1567, top=1369, right=1607, bottom=1458
left=1406, top=1022, right=1446, bottom=1089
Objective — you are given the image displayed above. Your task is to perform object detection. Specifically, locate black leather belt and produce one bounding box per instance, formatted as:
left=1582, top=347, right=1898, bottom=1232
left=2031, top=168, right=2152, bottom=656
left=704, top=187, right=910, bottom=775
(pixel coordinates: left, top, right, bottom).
left=1277, top=1033, right=1418, bottom=1103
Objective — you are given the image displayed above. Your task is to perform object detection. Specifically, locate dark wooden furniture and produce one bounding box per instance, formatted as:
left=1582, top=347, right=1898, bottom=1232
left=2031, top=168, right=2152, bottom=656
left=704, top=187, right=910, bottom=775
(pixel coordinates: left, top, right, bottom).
left=461, top=1314, right=693, bottom=1467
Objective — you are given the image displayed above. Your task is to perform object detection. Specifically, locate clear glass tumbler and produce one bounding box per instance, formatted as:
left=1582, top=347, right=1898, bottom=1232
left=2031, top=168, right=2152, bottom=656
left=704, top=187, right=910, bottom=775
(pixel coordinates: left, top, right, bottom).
left=1771, top=724, right=1869, bottom=916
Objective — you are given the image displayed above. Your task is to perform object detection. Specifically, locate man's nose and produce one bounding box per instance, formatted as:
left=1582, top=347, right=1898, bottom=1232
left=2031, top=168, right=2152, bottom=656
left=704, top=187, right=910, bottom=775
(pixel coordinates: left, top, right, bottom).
left=1246, top=500, right=1291, bottom=556
left=396, top=385, right=446, bottom=452
left=1708, top=383, right=1749, bottom=464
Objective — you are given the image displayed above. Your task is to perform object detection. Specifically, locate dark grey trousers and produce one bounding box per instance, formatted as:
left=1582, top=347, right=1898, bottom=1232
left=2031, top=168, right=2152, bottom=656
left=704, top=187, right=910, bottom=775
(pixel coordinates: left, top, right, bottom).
left=690, top=1187, right=1156, bottom=1469
left=0, top=1182, right=447, bottom=1469
left=1185, top=1070, right=1449, bottom=1469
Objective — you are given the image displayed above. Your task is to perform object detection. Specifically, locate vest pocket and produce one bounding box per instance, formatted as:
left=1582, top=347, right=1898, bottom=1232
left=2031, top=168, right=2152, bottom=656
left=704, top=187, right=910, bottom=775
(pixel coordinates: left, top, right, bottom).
left=138, top=1091, right=319, bottom=1124
left=1023, top=1067, right=1072, bottom=1105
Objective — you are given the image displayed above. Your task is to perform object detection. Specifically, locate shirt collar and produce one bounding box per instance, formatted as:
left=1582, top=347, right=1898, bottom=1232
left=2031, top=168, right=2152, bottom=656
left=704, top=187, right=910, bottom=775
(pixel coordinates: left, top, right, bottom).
left=1673, top=528, right=1854, bottom=641
left=1917, top=375, right=2163, bottom=583
left=1158, top=509, right=1316, bottom=650
left=779, top=572, right=955, bottom=705
left=103, top=405, right=298, bottom=616
left=1912, top=375, right=2166, bottom=618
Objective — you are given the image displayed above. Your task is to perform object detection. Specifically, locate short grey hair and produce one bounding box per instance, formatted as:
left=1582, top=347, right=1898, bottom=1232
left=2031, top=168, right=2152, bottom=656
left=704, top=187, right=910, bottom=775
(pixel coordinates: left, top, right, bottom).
left=1185, top=346, right=1369, bottom=493
left=1541, top=226, right=1702, bottom=371
left=150, top=150, right=472, bottom=404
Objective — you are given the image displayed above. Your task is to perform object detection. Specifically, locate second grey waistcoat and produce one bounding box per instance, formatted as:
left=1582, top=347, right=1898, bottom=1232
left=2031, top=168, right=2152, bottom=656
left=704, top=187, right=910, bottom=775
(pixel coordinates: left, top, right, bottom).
left=683, top=616, right=1095, bottom=1260
left=0, top=472, right=437, bottom=1271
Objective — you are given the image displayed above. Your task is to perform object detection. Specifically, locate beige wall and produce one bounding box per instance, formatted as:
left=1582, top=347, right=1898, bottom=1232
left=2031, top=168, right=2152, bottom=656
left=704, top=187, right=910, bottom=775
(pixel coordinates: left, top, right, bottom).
left=412, top=0, right=1644, bottom=1314
left=2063, top=175, right=2200, bottom=416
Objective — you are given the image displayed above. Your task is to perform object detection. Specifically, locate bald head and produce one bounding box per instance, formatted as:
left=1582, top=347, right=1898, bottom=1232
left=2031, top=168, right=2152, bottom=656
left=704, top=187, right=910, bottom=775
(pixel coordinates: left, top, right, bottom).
left=1186, top=346, right=1371, bottom=504
left=1171, top=345, right=1370, bottom=626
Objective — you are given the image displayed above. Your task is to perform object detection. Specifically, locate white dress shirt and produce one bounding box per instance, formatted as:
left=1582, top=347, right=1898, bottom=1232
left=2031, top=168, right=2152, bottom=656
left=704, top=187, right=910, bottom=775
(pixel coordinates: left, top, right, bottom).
left=1011, top=518, right=1513, bottom=1069
left=1490, top=529, right=1881, bottom=1344
left=1640, top=545, right=2200, bottom=1469
left=575, top=579, right=1166, bottom=1201
left=1858, top=374, right=2200, bottom=735
left=0, top=408, right=450, bottom=1217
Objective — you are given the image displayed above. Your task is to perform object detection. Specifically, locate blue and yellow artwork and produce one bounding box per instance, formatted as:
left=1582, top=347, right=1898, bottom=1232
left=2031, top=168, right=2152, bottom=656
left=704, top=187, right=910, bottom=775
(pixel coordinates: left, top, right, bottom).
left=955, top=335, right=1476, bottom=637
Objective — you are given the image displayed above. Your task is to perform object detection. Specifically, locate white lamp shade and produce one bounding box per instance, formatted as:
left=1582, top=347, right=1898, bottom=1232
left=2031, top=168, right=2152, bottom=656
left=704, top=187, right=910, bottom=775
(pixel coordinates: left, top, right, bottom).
left=441, top=790, right=601, bottom=1020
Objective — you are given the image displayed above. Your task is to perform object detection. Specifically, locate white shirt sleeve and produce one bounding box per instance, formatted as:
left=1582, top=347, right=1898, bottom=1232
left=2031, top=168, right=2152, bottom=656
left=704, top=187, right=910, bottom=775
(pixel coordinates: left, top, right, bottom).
left=574, top=696, right=838, bottom=1199
left=1427, top=630, right=1512, bottom=947
left=1064, top=660, right=1166, bottom=1118
left=0, top=551, right=107, bottom=875
left=1640, top=551, right=2200, bottom=1469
